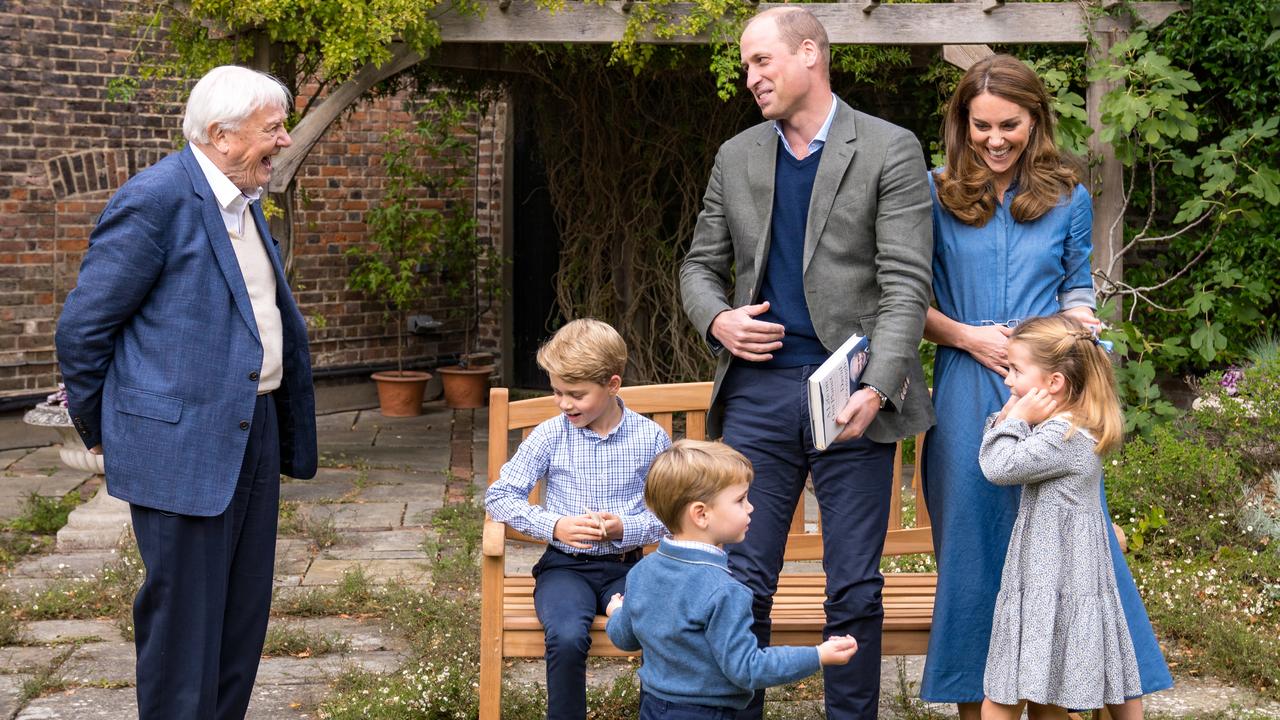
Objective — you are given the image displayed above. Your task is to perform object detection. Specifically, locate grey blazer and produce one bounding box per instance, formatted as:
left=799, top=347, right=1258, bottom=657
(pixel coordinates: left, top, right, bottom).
left=680, top=98, right=936, bottom=444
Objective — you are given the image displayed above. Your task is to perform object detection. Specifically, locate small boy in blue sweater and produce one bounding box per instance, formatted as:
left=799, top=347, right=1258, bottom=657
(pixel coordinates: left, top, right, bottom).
left=485, top=319, right=670, bottom=720
left=605, top=439, right=858, bottom=718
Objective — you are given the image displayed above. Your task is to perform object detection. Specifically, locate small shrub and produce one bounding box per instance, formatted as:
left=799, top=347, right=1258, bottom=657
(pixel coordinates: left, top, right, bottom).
left=261, top=621, right=350, bottom=658
left=1192, top=358, right=1280, bottom=476
left=1106, top=423, right=1244, bottom=555
left=8, top=492, right=81, bottom=534
left=278, top=501, right=339, bottom=550
left=272, top=567, right=384, bottom=617
left=0, top=589, right=22, bottom=645
left=13, top=535, right=143, bottom=639
left=1132, top=549, right=1280, bottom=700
left=0, top=529, right=53, bottom=568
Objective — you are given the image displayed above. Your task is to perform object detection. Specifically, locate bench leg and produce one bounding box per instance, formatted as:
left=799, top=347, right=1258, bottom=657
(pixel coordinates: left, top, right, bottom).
left=479, top=555, right=504, bottom=720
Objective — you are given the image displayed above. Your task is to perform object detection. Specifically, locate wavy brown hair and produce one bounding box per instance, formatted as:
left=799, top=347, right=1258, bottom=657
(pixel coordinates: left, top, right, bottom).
left=934, top=54, right=1078, bottom=227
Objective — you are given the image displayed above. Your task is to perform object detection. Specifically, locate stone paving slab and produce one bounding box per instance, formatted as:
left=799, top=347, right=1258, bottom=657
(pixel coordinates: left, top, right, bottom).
left=0, top=448, right=35, bottom=469
left=0, top=473, right=91, bottom=503
left=1146, top=675, right=1280, bottom=716
left=309, top=466, right=438, bottom=487
left=23, top=620, right=125, bottom=645
left=0, top=674, right=32, bottom=719
left=280, top=477, right=360, bottom=503
left=317, top=444, right=448, bottom=471
left=255, top=652, right=403, bottom=685
left=57, top=642, right=135, bottom=686
left=301, top=502, right=405, bottom=530
left=369, top=426, right=453, bottom=449
left=0, top=646, right=64, bottom=673
left=404, top=500, right=443, bottom=526
left=267, top=617, right=410, bottom=654
left=0, top=578, right=65, bottom=595
left=5, top=551, right=119, bottom=579
left=301, top=558, right=430, bottom=586
left=275, top=538, right=313, bottom=578
left=246, top=681, right=326, bottom=719
left=320, top=529, right=429, bottom=561
left=16, top=686, right=138, bottom=719
left=358, top=479, right=444, bottom=503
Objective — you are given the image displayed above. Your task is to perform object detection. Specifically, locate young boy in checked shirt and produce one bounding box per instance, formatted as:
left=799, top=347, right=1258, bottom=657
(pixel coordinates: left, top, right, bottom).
left=484, top=319, right=670, bottom=720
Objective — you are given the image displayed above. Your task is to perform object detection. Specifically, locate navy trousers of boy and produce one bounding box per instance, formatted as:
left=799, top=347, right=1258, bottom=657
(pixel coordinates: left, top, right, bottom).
left=640, top=692, right=737, bottom=720
left=720, top=364, right=895, bottom=720
left=130, top=393, right=280, bottom=720
left=532, top=546, right=636, bottom=719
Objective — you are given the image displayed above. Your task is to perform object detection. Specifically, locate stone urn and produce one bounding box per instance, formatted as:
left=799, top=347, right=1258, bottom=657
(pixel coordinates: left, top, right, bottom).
left=23, top=402, right=105, bottom=475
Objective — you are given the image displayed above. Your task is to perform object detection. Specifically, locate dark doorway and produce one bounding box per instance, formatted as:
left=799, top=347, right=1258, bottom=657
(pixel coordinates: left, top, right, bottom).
left=511, top=99, right=562, bottom=390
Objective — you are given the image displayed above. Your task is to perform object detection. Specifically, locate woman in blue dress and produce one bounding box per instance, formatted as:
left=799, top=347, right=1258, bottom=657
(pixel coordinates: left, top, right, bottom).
left=919, top=54, right=1172, bottom=719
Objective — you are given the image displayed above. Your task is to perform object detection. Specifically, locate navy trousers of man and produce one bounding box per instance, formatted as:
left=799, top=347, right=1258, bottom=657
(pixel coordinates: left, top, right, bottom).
left=532, top=545, right=639, bottom=720
left=720, top=364, right=895, bottom=720
left=130, top=393, right=280, bottom=719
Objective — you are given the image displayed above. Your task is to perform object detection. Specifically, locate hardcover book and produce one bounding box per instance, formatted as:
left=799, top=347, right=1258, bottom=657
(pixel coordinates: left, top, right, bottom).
left=807, top=333, right=870, bottom=451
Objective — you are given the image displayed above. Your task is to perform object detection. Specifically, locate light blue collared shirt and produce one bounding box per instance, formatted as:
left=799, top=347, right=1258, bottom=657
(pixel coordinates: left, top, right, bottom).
left=485, top=398, right=671, bottom=554
left=773, top=92, right=838, bottom=160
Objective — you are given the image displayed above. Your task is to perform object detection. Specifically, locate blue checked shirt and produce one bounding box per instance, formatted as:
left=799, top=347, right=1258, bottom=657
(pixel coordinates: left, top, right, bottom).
left=485, top=399, right=671, bottom=554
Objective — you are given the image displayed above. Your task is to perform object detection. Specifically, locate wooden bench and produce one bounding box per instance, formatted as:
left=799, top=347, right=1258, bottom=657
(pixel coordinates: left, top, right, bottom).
left=479, top=382, right=934, bottom=719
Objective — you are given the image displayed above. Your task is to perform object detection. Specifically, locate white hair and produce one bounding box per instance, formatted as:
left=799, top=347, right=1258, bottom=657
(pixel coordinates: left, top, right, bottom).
left=182, top=66, right=291, bottom=145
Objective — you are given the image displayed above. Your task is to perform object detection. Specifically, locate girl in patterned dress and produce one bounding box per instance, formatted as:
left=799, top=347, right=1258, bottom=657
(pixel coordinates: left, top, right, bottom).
left=977, top=315, right=1145, bottom=719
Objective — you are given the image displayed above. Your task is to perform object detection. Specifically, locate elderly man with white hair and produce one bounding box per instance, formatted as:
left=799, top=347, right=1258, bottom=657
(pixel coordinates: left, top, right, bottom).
left=56, top=65, right=318, bottom=719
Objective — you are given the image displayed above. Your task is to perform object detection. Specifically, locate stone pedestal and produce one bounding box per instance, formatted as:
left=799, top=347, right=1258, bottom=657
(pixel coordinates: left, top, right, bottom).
left=56, top=483, right=133, bottom=550
left=23, top=402, right=130, bottom=549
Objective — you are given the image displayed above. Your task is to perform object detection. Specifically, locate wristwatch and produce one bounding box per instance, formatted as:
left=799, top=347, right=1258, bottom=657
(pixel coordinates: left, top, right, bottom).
left=860, top=383, right=889, bottom=409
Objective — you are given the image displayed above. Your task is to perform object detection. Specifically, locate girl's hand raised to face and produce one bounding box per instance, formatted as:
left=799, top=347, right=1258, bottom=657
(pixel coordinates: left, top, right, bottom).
left=994, top=392, right=1019, bottom=425
left=1007, top=387, right=1058, bottom=426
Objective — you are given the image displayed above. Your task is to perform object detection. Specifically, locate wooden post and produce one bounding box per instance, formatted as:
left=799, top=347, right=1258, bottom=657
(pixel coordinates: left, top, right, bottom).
left=1086, top=14, right=1129, bottom=319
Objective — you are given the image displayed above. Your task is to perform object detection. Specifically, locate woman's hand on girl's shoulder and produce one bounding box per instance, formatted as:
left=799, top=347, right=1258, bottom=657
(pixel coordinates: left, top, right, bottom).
left=1008, top=387, right=1057, bottom=426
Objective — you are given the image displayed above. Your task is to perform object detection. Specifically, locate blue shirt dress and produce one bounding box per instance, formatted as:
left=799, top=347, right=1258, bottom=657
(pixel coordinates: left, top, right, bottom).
left=919, top=173, right=1173, bottom=703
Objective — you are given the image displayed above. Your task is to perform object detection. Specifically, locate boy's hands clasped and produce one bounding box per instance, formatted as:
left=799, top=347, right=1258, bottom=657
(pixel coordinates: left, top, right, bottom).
left=816, top=634, right=859, bottom=665
left=552, top=510, right=623, bottom=549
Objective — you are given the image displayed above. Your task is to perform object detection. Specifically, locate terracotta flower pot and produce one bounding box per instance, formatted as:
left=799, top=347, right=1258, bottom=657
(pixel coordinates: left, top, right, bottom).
left=437, top=364, right=492, bottom=409
left=371, top=370, right=432, bottom=417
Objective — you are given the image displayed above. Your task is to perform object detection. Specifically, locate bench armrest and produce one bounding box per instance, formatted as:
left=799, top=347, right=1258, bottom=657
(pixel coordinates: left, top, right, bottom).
left=482, top=517, right=508, bottom=558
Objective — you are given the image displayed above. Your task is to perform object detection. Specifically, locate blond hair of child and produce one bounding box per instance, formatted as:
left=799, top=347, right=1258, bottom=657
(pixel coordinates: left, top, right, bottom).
left=1008, top=314, right=1123, bottom=454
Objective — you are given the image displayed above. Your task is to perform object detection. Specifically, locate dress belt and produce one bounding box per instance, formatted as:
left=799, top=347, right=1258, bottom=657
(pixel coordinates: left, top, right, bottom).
left=960, top=318, right=1022, bottom=328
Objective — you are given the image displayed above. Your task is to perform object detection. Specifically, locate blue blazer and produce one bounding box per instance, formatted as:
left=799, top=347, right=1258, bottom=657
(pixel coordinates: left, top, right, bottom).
left=55, top=147, right=318, bottom=516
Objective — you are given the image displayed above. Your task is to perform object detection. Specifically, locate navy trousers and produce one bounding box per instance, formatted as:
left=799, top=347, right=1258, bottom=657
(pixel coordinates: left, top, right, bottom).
left=720, top=364, right=895, bottom=720
left=532, top=546, right=638, bottom=720
left=130, top=392, right=280, bottom=720
left=640, top=692, right=738, bottom=720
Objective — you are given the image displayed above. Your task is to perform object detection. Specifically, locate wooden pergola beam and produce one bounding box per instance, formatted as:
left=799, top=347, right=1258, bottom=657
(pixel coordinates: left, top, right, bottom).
left=432, top=1, right=1184, bottom=45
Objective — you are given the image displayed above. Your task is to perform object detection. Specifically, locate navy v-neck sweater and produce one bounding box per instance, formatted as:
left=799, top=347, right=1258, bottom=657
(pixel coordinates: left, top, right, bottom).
left=756, top=143, right=830, bottom=367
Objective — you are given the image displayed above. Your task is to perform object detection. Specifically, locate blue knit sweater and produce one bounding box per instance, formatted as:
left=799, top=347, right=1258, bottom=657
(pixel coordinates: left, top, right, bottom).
left=605, top=538, right=821, bottom=709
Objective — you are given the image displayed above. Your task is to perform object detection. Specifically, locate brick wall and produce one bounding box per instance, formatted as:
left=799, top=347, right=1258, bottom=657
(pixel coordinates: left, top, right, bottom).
left=0, top=0, right=506, bottom=402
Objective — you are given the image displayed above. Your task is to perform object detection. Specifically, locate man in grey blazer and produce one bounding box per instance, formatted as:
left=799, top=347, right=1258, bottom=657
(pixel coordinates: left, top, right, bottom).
left=680, top=8, right=934, bottom=718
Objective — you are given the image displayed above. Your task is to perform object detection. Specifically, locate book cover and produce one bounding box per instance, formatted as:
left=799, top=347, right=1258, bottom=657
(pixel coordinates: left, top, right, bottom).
left=807, top=333, right=870, bottom=451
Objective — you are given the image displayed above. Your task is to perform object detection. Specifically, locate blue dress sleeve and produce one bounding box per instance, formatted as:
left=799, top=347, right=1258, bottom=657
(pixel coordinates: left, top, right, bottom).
left=1058, top=184, right=1096, bottom=310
